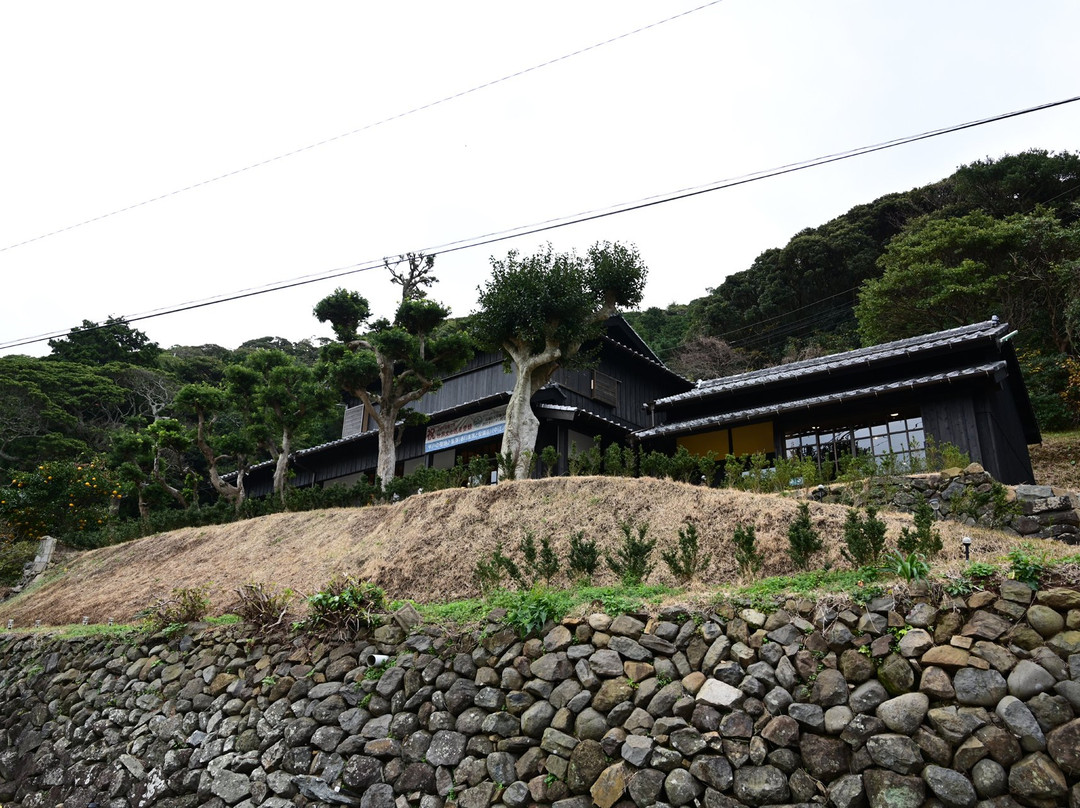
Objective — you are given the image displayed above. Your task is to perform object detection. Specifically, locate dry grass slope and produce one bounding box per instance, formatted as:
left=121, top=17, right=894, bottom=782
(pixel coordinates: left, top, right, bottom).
left=2, top=474, right=1065, bottom=629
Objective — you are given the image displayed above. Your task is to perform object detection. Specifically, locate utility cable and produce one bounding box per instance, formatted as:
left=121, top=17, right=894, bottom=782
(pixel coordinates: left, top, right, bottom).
left=2, top=93, right=1078, bottom=352
left=0, top=1, right=724, bottom=257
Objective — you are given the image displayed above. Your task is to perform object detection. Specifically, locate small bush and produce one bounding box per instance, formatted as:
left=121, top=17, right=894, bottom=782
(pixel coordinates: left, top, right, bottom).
left=519, top=530, right=560, bottom=585
left=897, top=499, right=943, bottom=558
left=540, top=445, right=561, bottom=477
left=568, top=436, right=603, bottom=476
left=732, top=523, right=762, bottom=578
left=603, top=443, right=628, bottom=477
left=474, top=541, right=524, bottom=593
left=787, top=502, right=823, bottom=570
left=661, top=521, right=711, bottom=584
left=232, top=582, right=295, bottom=631
left=146, top=584, right=211, bottom=631
left=841, top=506, right=888, bottom=568
left=606, top=522, right=656, bottom=586
left=1007, top=544, right=1047, bottom=589
left=567, top=531, right=599, bottom=582
left=303, top=577, right=386, bottom=637
left=639, top=450, right=670, bottom=479
left=666, top=446, right=699, bottom=483
left=0, top=540, right=38, bottom=586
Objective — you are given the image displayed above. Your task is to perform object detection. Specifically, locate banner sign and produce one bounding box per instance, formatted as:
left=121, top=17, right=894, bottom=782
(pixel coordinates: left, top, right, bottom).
left=425, top=407, right=506, bottom=452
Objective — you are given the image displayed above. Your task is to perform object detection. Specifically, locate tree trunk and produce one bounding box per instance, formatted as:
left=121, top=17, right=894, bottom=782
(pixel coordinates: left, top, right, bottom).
left=501, top=343, right=561, bottom=480
left=272, top=427, right=292, bottom=506
left=376, top=417, right=397, bottom=489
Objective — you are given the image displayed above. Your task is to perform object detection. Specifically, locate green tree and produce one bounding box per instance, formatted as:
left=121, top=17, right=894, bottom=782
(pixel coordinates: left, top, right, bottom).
left=47, top=316, right=162, bottom=367
left=0, top=355, right=127, bottom=466
left=173, top=381, right=256, bottom=509
left=856, top=210, right=1080, bottom=353
left=475, top=242, right=647, bottom=478
left=315, top=254, right=473, bottom=487
left=238, top=350, right=336, bottom=504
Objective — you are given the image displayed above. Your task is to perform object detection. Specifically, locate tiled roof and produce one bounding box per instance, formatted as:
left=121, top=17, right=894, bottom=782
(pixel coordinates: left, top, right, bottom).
left=636, top=361, right=1007, bottom=439
left=654, top=320, right=1008, bottom=407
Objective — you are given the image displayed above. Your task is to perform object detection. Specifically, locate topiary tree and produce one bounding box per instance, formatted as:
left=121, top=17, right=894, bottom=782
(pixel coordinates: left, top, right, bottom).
left=475, top=242, right=647, bottom=479
left=315, top=254, right=473, bottom=488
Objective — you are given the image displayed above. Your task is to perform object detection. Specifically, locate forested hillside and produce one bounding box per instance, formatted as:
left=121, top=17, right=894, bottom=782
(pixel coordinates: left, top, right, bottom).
left=625, top=150, right=1080, bottom=430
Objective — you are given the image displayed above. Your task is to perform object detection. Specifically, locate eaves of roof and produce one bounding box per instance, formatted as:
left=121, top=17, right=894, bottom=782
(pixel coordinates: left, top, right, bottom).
left=535, top=403, right=638, bottom=433
left=655, top=320, right=1007, bottom=407
left=601, top=333, right=691, bottom=386
left=238, top=391, right=513, bottom=476
left=635, top=361, right=1007, bottom=440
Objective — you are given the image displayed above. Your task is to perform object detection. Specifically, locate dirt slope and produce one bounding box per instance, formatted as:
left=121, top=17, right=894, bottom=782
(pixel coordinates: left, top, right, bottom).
left=1030, top=432, right=1080, bottom=494
left=0, top=476, right=1027, bottom=628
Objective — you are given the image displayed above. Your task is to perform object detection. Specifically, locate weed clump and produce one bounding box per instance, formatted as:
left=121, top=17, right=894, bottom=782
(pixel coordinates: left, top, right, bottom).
left=302, top=577, right=386, bottom=638
left=145, top=584, right=211, bottom=633
left=232, top=582, right=295, bottom=632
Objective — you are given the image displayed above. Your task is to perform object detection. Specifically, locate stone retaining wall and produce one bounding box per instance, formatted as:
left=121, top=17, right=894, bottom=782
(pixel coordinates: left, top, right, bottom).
left=813, top=464, right=1080, bottom=544
left=5, top=584, right=1080, bottom=807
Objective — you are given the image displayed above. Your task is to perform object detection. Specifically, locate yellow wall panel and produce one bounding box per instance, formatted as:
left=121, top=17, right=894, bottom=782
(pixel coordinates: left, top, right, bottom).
left=677, top=430, right=729, bottom=457
left=732, top=422, right=775, bottom=456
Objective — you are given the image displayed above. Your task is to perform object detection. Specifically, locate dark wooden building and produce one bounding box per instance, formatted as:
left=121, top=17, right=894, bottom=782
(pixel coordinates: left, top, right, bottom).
left=243, top=316, right=691, bottom=495
left=635, top=318, right=1040, bottom=484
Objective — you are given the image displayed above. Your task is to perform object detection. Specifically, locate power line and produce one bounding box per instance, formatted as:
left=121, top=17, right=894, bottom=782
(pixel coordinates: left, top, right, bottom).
left=3, top=93, right=1078, bottom=352
left=0, top=1, right=724, bottom=257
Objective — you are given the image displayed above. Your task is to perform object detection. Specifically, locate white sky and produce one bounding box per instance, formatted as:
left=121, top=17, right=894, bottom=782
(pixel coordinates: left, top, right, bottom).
left=2, top=1, right=1078, bottom=358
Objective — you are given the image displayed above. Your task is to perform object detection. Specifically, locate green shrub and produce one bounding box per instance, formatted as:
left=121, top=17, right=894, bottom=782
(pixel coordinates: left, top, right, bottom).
left=474, top=541, right=523, bottom=593
left=303, top=577, right=386, bottom=637
left=897, top=499, right=943, bottom=557
left=786, top=502, right=823, bottom=570
left=567, top=531, right=599, bottom=582
left=603, top=443, right=628, bottom=477
left=1007, top=544, right=1047, bottom=589
left=0, top=540, right=38, bottom=586
left=568, top=436, right=603, bottom=476
left=924, top=436, right=971, bottom=471
left=732, top=523, right=762, bottom=577
left=519, top=529, right=560, bottom=585
left=666, top=446, right=699, bottom=483
left=639, top=450, right=670, bottom=479
left=697, top=452, right=720, bottom=486
left=841, top=506, right=888, bottom=568
left=661, top=521, right=711, bottom=584
left=606, top=522, right=656, bottom=586
left=497, top=587, right=573, bottom=638
left=540, top=445, right=561, bottom=477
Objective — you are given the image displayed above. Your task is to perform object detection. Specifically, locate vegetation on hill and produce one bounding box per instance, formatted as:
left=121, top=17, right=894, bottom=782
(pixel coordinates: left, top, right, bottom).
left=627, top=149, right=1080, bottom=431
left=0, top=475, right=1067, bottom=630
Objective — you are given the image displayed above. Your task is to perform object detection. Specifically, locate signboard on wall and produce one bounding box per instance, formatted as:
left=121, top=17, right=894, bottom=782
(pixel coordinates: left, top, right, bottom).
left=425, top=407, right=506, bottom=452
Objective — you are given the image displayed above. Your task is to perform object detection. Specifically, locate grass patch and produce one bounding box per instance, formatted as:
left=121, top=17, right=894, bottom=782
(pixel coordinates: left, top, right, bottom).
left=392, top=582, right=677, bottom=635
left=716, top=567, right=885, bottom=611
left=205, top=613, right=241, bottom=625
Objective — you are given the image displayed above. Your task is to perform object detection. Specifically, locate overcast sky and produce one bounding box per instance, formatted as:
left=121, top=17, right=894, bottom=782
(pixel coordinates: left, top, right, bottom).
left=2, top=2, right=1078, bottom=358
